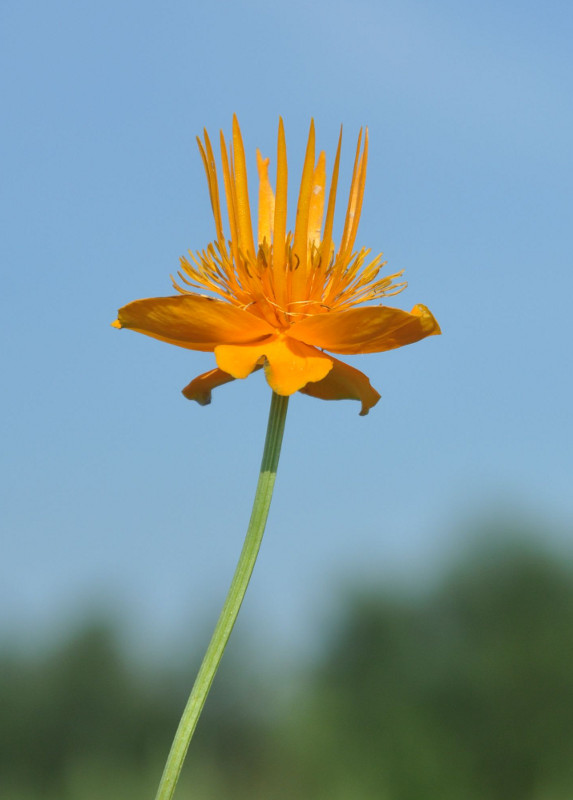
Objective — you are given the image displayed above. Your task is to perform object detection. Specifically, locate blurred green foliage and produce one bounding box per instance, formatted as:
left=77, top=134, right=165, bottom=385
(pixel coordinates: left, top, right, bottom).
left=2, top=526, right=573, bottom=799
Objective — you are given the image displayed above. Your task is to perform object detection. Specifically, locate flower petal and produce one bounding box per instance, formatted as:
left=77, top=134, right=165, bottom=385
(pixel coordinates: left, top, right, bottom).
left=288, top=304, right=441, bottom=354
left=264, top=338, right=333, bottom=395
left=181, top=368, right=236, bottom=405
left=232, top=115, right=256, bottom=259
left=293, top=119, right=316, bottom=282
left=256, top=149, right=275, bottom=245
left=113, top=294, right=275, bottom=352
left=299, top=355, right=381, bottom=415
left=215, top=335, right=333, bottom=395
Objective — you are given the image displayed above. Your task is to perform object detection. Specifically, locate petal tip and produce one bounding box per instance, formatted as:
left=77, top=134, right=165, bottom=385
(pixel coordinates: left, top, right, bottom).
left=182, top=367, right=237, bottom=406
left=359, top=390, right=381, bottom=416
left=412, top=304, right=442, bottom=337
left=181, top=384, right=212, bottom=406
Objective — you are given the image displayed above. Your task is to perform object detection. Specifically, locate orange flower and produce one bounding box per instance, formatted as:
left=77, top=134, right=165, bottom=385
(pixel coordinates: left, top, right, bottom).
left=113, top=117, right=440, bottom=414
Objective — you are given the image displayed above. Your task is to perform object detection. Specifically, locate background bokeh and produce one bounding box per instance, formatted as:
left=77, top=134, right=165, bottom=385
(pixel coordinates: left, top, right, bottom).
left=1, top=0, right=572, bottom=797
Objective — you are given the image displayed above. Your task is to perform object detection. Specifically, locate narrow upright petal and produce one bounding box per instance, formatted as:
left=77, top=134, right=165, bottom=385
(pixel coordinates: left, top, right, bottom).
left=196, top=131, right=225, bottom=249
left=337, top=128, right=366, bottom=262
left=319, top=127, right=342, bottom=268
left=273, top=118, right=288, bottom=272
left=256, top=150, right=275, bottom=245
left=307, top=151, right=326, bottom=249
left=292, top=119, right=316, bottom=285
left=232, top=115, right=256, bottom=259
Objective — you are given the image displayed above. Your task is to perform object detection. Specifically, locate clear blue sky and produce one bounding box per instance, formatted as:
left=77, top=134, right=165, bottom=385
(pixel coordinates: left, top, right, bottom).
left=1, top=0, right=572, bottom=655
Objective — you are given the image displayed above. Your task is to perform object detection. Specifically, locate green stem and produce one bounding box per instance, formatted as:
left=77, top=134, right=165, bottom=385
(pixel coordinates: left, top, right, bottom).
left=154, top=391, right=289, bottom=800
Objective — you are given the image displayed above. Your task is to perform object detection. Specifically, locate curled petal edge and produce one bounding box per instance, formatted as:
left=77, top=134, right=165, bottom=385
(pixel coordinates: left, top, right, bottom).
left=299, top=355, right=381, bottom=415
left=288, top=303, right=441, bottom=355
left=181, top=356, right=379, bottom=415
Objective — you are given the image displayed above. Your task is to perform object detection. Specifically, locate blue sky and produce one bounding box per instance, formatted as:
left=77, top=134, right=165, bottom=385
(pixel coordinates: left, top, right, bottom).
left=1, top=0, right=572, bottom=655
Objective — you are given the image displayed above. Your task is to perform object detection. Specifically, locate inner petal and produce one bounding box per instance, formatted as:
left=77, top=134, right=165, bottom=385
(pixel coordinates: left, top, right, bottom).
left=215, top=335, right=333, bottom=395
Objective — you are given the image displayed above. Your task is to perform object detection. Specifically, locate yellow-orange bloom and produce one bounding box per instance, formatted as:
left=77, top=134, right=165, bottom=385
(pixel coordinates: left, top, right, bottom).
left=113, top=117, right=440, bottom=414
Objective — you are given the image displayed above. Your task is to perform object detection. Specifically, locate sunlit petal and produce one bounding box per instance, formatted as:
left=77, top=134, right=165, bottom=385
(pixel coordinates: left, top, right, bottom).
left=288, top=304, right=441, bottom=354
left=307, top=151, right=326, bottom=248
left=114, top=295, right=275, bottom=352
left=215, top=335, right=333, bottom=395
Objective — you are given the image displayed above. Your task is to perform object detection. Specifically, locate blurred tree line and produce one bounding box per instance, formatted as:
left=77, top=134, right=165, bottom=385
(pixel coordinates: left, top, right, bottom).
left=2, top=524, right=573, bottom=800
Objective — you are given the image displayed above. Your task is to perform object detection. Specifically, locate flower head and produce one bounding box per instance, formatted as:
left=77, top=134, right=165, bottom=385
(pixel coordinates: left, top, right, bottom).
left=113, top=117, right=440, bottom=414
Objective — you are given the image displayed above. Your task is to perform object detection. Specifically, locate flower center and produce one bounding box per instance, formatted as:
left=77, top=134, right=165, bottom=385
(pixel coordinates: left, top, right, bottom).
left=174, top=237, right=406, bottom=331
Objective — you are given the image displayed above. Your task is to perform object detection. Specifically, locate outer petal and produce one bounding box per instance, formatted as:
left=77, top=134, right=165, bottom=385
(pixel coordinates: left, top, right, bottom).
left=215, top=335, right=333, bottom=395
left=113, top=294, right=275, bottom=352
left=299, top=355, right=381, bottom=416
left=288, top=304, right=441, bottom=355
left=181, top=367, right=236, bottom=405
